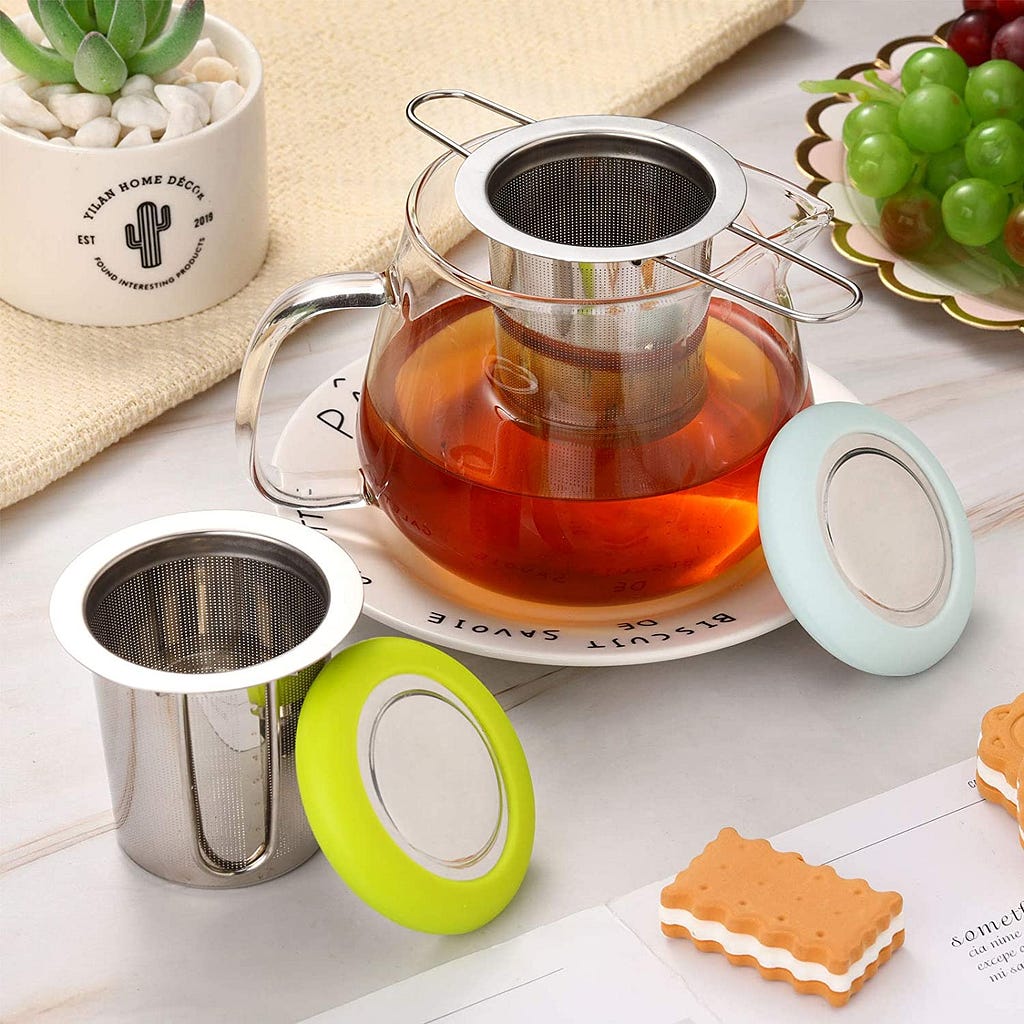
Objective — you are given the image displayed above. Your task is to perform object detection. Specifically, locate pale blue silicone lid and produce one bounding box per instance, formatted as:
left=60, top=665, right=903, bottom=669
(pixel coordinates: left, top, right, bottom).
left=758, top=402, right=974, bottom=676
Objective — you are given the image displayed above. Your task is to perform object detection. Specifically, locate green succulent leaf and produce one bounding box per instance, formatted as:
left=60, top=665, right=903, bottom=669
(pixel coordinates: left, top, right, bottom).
left=142, top=0, right=172, bottom=45
left=64, top=0, right=97, bottom=31
left=127, top=0, right=203, bottom=76
left=0, top=11, right=77, bottom=82
left=74, top=30, right=127, bottom=93
left=107, top=0, right=146, bottom=59
left=34, top=0, right=86, bottom=63
left=92, top=0, right=115, bottom=34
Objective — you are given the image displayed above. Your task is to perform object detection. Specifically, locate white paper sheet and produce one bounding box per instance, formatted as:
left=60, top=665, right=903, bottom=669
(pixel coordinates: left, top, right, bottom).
left=611, top=758, right=1023, bottom=1022
left=304, top=760, right=1023, bottom=1023
left=301, top=906, right=712, bottom=1024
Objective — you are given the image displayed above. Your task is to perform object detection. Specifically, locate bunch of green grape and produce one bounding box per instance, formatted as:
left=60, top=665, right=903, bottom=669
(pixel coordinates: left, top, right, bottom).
left=803, top=47, right=1024, bottom=264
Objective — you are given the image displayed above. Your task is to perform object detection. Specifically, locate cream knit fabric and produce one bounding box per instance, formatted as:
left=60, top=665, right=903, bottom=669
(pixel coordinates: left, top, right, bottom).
left=0, top=0, right=799, bottom=507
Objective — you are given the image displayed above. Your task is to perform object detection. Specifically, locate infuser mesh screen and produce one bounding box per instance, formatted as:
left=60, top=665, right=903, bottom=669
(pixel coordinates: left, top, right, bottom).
left=85, top=538, right=328, bottom=674
left=487, top=152, right=715, bottom=248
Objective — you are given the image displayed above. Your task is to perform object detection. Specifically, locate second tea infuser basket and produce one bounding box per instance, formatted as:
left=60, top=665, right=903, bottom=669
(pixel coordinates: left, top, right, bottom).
left=407, top=90, right=863, bottom=439
left=49, top=511, right=364, bottom=888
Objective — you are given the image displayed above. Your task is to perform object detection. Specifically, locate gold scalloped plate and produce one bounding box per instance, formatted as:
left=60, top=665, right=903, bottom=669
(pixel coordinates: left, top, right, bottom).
left=796, top=21, right=1024, bottom=334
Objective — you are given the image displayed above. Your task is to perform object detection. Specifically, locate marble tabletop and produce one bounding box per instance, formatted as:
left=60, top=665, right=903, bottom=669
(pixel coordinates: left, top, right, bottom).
left=2, top=2, right=1022, bottom=1021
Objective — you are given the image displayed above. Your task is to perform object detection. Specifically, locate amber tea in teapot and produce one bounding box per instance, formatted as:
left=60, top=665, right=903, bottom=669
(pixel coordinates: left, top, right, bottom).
left=359, top=294, right=809, bottom=605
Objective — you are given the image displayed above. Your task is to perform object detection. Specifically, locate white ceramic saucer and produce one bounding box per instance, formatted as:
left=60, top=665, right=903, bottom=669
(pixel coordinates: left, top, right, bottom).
left=271, top=358, right=858, bottom=666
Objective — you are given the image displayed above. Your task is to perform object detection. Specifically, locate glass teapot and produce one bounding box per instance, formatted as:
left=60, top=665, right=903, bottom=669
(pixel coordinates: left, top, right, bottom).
left=237, top=91, right=861, bottom=607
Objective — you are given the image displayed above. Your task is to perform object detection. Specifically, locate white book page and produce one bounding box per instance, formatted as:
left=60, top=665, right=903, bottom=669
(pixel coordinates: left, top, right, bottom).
left=300, top=906, right=714, bottom=1024
left=610, top=759, right=1024, bottom=1022
left=301, top=761, right=1022, bottom=1023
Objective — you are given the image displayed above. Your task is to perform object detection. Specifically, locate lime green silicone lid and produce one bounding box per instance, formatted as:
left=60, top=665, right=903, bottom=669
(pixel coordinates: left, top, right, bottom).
left=296, top=637, right=535, bottom=934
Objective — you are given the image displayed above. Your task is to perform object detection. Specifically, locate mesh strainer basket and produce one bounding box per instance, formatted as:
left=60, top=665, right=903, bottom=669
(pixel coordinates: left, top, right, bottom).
left=50, top=511, right=363, bottom=888
left=407, top=91, right=862, bottom=439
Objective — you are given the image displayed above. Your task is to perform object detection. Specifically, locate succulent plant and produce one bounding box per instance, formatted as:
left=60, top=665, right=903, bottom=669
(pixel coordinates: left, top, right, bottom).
left=0, top=0, right=205, bottom=95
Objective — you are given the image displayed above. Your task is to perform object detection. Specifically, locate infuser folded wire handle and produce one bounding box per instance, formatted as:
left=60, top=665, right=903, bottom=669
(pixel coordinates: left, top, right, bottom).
left=406, top=89, right=535, bottom=157
left=406, top=89, right=862, bottom=324
left=659, top=224, right=863, bottom=324
left=177, top=682, right=281, bottom=877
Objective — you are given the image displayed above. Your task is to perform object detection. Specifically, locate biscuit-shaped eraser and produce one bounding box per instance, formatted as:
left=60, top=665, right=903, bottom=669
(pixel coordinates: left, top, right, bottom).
left=660, top=828, right=904, bottom=1007
left=976, top=693, right=1024, bottom=818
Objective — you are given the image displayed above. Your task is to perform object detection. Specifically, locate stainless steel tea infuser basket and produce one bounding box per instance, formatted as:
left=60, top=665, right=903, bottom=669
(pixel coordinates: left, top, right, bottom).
left=406, top=90, right=863, bottom=436
left=50, top=511, right=364, bottom=888
left=407, top=90, right=862, bottom=319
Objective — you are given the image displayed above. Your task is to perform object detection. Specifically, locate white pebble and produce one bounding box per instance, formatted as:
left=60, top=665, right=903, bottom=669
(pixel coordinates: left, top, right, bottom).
left=211, top=80, right=245, bottom=122
left=118, top=126, right=153, bottom=148
left=47, top=125, right=74, bottom=138
left=186, top=81, right=218, bottom=105
left=33, top=83, right=78, bottom=103
left=0, top=85, right=61, bottom=132
left=174, top=73, right=198, bottom=86
left=154, top=67, right=184, bottom=85
left=192, top=57, right=237, bottom=83
left=22, top=20, right=44, bottom=44
left=8, top=124, right=47, bottom=140
left=120, top=74, right=156, bottom=97
left=0, top=62, right=23, bottom=85
left=155, top=83, right=210, bottom=125
left=49, top=136, right=74, bottom=146
left=179, top=37, right=218, bottom=72
left=112, top=94, right=169, bottom=132
left=161, top=104, right=203, bottom=140
left=73, top=116, right=121, bottom=148
left=12, top=76, right=43, bottom=94
left=49, top=92, right=112, bottom=129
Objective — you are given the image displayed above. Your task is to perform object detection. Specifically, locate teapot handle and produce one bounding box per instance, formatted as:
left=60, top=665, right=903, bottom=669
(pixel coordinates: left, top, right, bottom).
left=235, top=273, right=388, bottom=510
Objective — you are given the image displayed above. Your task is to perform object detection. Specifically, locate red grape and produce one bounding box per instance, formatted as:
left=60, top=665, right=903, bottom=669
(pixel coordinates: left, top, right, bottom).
left=880, top=187, right=943, bottom=255
left=996, top=0, right=1024, bottom=20
left=947, top=10, right=999, bottom=65
left=964, top=0, right=1005, bottom=20
left=1003, top=202, right=1024, bottom=263
left=992, top=17, right=1024, bottom=64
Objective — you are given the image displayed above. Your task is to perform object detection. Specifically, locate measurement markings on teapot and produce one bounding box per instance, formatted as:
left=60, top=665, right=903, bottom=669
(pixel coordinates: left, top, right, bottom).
left=585, top=612, right=737, bottom=649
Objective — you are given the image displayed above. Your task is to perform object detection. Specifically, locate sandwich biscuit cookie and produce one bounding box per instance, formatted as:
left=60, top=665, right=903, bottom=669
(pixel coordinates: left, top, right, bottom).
left=1017, top=770, right=1024, bottom=851
left=976, top=693, right=1024, bottom=818
left=660, top=827, right=904, bottom=1007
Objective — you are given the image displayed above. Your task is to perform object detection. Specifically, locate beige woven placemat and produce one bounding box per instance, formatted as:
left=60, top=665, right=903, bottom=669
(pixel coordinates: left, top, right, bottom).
left=0, top=0, right=800, bottom=508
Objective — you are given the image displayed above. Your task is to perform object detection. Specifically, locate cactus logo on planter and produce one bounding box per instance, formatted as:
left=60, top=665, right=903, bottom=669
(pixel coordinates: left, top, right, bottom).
left=73, top=172, right=213, bottom=294
left=125, top=202, right=172, bottom=269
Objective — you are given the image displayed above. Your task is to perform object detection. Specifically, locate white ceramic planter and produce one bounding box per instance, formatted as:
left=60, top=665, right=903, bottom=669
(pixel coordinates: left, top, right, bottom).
left=0, top=12, right=268, bottom=326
